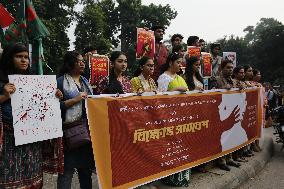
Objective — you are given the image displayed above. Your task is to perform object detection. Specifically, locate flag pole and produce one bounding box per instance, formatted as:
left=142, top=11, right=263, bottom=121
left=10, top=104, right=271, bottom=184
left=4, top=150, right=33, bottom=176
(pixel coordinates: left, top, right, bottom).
left=38, top=38, right=43, bottom=75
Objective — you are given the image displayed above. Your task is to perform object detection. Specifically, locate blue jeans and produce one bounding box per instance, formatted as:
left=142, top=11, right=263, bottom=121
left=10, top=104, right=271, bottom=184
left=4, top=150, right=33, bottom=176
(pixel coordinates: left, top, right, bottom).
left=57, top=167, right=92, bottom=189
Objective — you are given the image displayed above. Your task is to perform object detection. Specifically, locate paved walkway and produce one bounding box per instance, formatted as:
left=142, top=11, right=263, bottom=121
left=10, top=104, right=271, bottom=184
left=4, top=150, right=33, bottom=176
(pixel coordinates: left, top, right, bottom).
left=238, top=136, right=284, bottom=188
left=43, top=127, right=275, bottom=189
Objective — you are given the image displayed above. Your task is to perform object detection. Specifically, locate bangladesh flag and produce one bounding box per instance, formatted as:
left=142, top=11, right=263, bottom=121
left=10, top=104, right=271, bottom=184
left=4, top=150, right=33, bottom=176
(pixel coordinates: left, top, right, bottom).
left=25, top=0, right=49, bottom=40
left=1, top=0, right=26, bottom=45
left=0, top=3, right=16, bottom=46
left=1, top=0, right=49, bottom=75
left=0, top=3, right=15, bottom=30
left=0, top=0, right=49, bottom=46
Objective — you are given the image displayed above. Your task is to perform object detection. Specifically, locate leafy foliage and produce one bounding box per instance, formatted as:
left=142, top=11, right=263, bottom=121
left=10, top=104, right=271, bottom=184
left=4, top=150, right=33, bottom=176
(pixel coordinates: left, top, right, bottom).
left=33, top=0, right=77, bottom=74
left=74, top=2, right=112, bottom=54
left=3, top=1, right=282, bottom=85
left=0, top=0, right=76, bottom=73
left=217, top=18, right=284, bottom=85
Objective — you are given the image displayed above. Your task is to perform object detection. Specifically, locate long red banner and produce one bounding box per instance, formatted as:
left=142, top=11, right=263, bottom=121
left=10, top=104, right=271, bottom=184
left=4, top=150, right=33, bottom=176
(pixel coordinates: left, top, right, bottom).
left=86, top=88, right=263, bottom=189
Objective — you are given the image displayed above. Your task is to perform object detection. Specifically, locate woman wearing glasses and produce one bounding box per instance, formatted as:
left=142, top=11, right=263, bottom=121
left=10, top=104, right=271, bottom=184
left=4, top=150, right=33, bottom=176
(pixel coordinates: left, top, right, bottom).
left=57, top=51, right=95, bottom=189
left=131, top=56, right=157, bottom=93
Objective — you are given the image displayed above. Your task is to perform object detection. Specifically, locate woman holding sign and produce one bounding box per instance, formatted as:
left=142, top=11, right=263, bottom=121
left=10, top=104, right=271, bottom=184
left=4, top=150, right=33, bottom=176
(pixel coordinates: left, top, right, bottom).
left=57, top=51, right=95, bottom=189
left=0, top=44, right=62, bottom=188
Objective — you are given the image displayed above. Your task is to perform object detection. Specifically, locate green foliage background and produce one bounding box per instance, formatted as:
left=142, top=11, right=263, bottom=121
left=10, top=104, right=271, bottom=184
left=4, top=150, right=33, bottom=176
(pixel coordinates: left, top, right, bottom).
left=1, top=1, right=283, bottom=85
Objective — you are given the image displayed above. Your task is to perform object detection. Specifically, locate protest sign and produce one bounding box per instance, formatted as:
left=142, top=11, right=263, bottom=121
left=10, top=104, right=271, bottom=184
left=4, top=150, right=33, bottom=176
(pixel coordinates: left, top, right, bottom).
left=89, top=55, right=109, bottom=88
left=136, top=28, right=155, bottom=59
left=187, top=46, right=201, bottom=59
left=223, top=52, right=237, bottom=67
left=9, top=75, right=62, bottom=146
left=201, top=52, right=212, bottom=77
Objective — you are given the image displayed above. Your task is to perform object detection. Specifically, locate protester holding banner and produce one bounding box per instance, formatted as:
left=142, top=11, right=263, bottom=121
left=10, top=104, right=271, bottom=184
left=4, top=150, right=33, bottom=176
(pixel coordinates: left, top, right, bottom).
left=157, top=52, right=190, bottom=186
left=157, top=52, right=188, bottom=92
left=94, top=51, right=131, bottom=94
left=213, top=59, right=241, bottom=171
left=245, top=69, right=263, bottom=155
left=243, top=64, right=255, bottom=87
left=0, top=43, right=63, bottom=188
left=243, top=66, right=263, bottom=154
left=233, top=64, right=257, bottom=157
left=152, top=25, right=169, bottom=82
left=131, top=56, right=157, bottom=93
left=233, top=66, right=246, bottom=89
left=231, top=66, right=251, bottom=162
left=252, top=69, right=263, bottom=87
left=184, top=56, right=204, bottom=91
left=57, top=51, right=95, bottom=189
left=184, top=55, right=211, bottom=173
left=251, top=69, right=263, bottom=152
left=212, top=59, right=238, bottom=90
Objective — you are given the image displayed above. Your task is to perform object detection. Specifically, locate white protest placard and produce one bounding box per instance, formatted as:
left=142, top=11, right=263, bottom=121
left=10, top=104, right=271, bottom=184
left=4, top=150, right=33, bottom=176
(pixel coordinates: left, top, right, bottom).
left=9, top=75, right=63, bottom=146
left=223, top=52, right=237, bottom=67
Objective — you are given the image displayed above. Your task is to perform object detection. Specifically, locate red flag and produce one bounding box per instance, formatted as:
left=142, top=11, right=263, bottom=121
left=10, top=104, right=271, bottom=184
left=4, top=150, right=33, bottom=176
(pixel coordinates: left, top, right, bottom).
left=0, top=3, right=15, bottom=29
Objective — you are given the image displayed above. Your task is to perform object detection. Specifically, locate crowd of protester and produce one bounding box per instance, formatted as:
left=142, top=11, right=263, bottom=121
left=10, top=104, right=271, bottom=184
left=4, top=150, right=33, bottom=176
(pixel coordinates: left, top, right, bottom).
left=0, top=24, right=283, bottom=189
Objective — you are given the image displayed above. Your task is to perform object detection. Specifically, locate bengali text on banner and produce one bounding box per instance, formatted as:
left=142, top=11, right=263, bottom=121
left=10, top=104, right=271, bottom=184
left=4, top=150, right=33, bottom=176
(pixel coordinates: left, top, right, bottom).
left=86, top=88, right=263, bottom=189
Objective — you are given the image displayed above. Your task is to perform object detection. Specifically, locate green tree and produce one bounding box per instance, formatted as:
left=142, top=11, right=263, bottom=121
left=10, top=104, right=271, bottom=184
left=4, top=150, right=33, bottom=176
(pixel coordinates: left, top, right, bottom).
left=242, top=18, right=284, bottom=84
left=252, top=23, right=284, bottom=84
left=244, top=18, right=283, bottom=44
left=98, top=0, right=120, bottom=47
left=33, top=0, right=77, bottom=73
left=117, top=0, right=142, bottom=53
left=74, top=3, right=111, bottom=54
left=0, top=0, right=76, bottom=73
left=117, top=0, right=177, bottom=53
left=116, top=0, right=177, bottom=75
left=74, top=0, right=119, bottom=54
left=140, top=3, right=177, bottom=29
left=217, top=35, right=252, bottom=66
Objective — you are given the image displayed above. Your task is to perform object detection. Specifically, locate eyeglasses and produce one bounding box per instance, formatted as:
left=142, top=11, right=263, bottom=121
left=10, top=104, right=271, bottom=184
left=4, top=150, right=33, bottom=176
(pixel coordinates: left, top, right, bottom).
left=76, top=59, right=85, bottom=64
